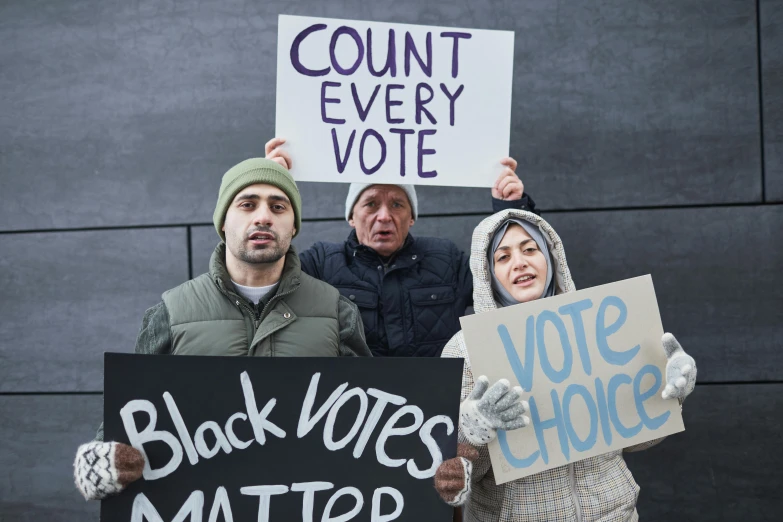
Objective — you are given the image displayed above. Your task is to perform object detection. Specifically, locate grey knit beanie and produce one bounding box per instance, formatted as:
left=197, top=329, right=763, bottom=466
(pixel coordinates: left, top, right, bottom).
left=345, top=183, right=418, bottom=221
left=213, top=158, right=302, bottom=240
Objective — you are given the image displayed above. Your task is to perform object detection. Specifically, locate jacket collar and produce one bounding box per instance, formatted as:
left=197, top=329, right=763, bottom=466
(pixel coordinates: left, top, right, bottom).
left=210, top=242, right=302, bottom=299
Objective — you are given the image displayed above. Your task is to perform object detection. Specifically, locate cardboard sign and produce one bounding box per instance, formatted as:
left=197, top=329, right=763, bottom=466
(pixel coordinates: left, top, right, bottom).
left=275, top=15, right=514, bottom=187
left=460, top=275, right=684, bottom=484
left=101, top=354, right=463, bottom=521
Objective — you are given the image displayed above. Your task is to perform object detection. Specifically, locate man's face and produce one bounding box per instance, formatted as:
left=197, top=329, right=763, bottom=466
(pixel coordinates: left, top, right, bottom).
left=349, top=185, right=414, bottom=257
left=222, top=183, right=296, bottom=266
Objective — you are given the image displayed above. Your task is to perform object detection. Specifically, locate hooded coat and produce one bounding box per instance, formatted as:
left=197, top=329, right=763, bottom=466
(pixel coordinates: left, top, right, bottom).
left=442, top=209, right=663, bottom=522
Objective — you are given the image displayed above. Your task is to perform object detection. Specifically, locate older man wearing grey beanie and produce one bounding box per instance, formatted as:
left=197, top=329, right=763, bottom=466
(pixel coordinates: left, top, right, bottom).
left=265, top=137, right=539, bottom=359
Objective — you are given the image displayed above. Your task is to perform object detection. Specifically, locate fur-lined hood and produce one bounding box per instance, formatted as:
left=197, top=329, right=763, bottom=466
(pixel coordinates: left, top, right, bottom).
left=469, top=209, right=576, bottom=313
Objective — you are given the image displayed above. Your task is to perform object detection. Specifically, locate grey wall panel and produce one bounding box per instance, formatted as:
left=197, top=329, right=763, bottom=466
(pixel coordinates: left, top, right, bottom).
left=762, top=0, right=783, bottom=201
left=0, top=395, right=101, bottom=522
left=625, top=383, right=782, bottom=521
left=412, top=214, right=486, bottom=252
left=0, top=0, right=274, bottom=232
left=191, top=225, right=219, bottom=277
left=298, top=183, right=352, bottom=221
left=0, top=228, right=188, bottom=393
left=293, top=220, right=355, bottom=252
left=0, top=0, right=761, bottom=233
left=508, top=0, right=761, bottom=209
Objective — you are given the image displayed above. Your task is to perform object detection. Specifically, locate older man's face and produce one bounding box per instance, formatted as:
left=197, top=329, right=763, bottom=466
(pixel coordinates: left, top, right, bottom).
left=349, top=185, right=414, bottom=257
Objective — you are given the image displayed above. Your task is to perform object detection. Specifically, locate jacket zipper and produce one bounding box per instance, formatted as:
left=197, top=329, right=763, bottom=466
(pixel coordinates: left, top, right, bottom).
left=227, top=283, right=298, bottom=356
left=228, top=297, right=256, bottom=352
left=234, top=299, right=255, bottom=321
left=569, top=463, right=583, bottom=522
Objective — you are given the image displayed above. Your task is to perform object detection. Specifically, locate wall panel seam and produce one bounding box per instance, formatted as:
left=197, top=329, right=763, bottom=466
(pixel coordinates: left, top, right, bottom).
left=756, top=0, right=767, bottom=202
left=1, top=202, right=782, bottom=235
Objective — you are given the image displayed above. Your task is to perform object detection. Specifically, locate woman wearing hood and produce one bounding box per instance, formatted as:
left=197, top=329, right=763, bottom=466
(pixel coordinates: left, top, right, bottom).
left=433, top=209, right=697, bottom=522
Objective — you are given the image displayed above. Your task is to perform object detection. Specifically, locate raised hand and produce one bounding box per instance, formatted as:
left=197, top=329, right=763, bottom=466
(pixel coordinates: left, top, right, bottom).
left=661, top=333, right=697, bottom=401
left=491, top=157, right=523, bottom=201
left=264, top=137, right=292, bottom=170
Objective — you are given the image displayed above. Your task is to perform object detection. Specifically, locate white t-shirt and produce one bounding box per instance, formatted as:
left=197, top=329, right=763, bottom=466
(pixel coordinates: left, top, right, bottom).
left=231, top=280, right=279, bottom=305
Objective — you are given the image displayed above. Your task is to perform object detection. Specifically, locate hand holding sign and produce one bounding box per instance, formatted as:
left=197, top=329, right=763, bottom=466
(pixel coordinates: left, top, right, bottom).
left=265, top=137, right=292, bottom=170
left=492, top=157, right=523, bottom=201
left=74, top=441, right=144, bottom=500
left=433, top=443, right=479, bottom=507
left=661, top=333, right=697, bottom=401
left=459, top=376, right=530, bottom=446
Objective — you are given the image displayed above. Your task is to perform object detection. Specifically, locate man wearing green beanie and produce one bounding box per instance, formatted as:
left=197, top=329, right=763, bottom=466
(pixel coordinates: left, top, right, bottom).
left=73, top=158, right=371, bottom=502
left=213, top=157, right=303, bottom=241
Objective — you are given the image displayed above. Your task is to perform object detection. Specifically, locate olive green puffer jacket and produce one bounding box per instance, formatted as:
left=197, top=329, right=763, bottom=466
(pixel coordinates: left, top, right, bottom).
left=96, top=242, right=370, bottom=440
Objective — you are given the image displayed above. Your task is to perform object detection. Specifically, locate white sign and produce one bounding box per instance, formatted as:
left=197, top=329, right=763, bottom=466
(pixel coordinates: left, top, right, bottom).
left=460, top=276, right=685, bottom=484
left=275, top=15, right=514, bottom=187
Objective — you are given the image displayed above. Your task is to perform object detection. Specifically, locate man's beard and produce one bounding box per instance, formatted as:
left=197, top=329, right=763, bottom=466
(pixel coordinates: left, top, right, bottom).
left=231, top=227, right=292, bottom=265
left=237, top=243, right=285, bottom=264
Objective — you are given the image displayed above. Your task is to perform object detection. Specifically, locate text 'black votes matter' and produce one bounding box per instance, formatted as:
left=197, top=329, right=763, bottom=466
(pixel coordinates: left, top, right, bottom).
left=121, top=372, right=453, bottom=480
left=101, top=355, right=463, bottom=522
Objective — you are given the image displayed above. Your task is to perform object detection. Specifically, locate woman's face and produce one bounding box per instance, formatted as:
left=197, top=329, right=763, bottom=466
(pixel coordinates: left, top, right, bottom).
left=493, top=224, right=549, bottom=304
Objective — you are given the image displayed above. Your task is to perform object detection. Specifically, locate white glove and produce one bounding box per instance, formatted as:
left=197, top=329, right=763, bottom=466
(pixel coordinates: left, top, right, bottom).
left=74, top=441, right=144, bottom=500
left=460, top=376, right=530, bottom=445
left=661, top=333, right=697, bottom=401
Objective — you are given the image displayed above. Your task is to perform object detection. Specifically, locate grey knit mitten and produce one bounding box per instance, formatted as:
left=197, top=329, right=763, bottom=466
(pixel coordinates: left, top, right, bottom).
left=74, top=441, right=145, bottom=500
left=460, top=376, right=530, bottom=446
left=661, top=333, right=697, bottom=401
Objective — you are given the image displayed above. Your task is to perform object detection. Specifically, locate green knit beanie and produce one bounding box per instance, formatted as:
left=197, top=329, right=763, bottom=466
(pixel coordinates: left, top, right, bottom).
left=213, top=158, right=302, bottom=240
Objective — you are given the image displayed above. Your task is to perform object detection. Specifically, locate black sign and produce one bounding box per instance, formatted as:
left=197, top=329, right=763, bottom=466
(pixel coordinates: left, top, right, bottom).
left=102, top=354, right=463, bottom=522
